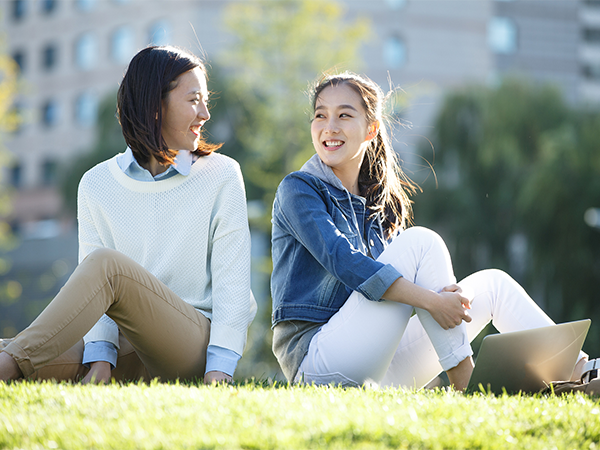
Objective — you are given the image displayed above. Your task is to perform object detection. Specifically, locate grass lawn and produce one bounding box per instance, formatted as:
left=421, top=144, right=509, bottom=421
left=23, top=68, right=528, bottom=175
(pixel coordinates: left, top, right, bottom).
left=1, top=380, right=599, bottom=449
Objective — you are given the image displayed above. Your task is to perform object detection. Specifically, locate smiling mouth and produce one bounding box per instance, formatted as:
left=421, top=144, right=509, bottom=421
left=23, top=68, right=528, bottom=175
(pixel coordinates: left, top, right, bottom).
left=190, top=126, right=201, bottom=136
left=323, top=140, right=344, bottom=148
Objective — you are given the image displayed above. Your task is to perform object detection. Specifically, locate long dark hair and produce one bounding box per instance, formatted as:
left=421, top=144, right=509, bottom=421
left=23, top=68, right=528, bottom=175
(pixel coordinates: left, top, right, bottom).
left=117, top=45, right=221, bottom=167
left=311, top=72, right=418, bottom=238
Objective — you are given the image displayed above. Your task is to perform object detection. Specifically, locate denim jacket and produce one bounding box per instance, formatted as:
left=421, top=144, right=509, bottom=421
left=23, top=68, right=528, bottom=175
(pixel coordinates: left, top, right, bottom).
left=271, top=155, right=403, bottom=327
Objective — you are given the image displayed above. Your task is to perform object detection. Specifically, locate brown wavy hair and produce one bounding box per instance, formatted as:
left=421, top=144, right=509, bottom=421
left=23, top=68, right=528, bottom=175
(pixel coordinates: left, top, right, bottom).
left=311, top=72, right=418, bottom=238
left=117, top=45, right=221, bottom=167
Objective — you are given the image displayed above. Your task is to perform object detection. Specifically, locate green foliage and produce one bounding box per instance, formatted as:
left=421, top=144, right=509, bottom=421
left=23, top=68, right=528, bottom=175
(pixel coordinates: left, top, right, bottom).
left=415, top=78, right=600, bottom=350
left=1, top=381, right=600, bottom=449
left=207, top=0, right=370, bottom=230
left=61, top=93, right=125, bottom=213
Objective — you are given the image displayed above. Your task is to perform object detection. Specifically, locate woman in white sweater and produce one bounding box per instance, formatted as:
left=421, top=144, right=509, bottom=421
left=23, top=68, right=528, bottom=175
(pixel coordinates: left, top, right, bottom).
left=0, top=46, right=256, bottom=384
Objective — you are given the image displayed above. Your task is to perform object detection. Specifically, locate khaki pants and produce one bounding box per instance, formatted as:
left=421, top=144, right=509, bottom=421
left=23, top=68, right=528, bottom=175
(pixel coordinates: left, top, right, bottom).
left=1, top=248, right=210, bottom=382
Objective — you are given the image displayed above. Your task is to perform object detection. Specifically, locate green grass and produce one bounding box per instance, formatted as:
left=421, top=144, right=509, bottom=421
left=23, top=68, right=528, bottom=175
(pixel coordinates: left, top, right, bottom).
left=1, top=381, right=599, bottom=449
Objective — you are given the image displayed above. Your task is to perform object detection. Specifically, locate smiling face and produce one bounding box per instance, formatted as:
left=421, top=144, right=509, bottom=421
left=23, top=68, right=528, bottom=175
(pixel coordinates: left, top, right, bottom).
left=311, top=83, right=377, bottom=193
left=161, top=67, right=210, bottom=152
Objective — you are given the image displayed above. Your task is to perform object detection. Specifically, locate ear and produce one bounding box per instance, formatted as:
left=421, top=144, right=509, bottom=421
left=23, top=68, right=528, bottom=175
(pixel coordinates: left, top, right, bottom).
left=366, top=120, right=380, bottom=141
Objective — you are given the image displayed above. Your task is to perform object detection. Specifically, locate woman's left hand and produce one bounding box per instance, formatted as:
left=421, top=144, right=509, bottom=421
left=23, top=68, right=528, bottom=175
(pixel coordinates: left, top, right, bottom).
left=204, top=370, right=233, bottom=385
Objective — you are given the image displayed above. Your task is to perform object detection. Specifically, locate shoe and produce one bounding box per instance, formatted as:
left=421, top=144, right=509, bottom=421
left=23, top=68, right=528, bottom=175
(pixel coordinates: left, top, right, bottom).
left=581, top=358, right=600, bottom=383
left=541, top=378, right=600, bottom=396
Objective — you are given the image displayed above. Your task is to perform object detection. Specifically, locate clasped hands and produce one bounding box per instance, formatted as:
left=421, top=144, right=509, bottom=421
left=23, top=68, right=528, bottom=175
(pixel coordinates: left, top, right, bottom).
left=430, top=283, right=472, bottom=330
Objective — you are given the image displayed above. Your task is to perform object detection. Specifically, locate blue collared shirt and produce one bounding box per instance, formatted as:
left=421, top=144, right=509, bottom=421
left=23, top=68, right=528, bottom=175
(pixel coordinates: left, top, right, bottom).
left=82, top=148, right=241, bottom=376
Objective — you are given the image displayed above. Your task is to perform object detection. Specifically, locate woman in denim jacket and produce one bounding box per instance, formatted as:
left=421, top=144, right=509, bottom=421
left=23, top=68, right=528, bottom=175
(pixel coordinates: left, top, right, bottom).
left=271, top=72, right=588, bottom=390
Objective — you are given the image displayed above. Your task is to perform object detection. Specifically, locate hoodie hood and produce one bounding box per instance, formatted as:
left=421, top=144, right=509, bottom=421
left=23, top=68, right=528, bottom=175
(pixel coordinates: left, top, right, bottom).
left=299, top=154, right=347, bottom=192
left=299, top=154, right=373, bottom=255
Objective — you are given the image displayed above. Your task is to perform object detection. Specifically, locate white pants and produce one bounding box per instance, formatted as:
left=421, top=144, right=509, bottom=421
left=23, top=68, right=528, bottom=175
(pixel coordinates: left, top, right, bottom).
left=296, top=227, right=574, bottom=389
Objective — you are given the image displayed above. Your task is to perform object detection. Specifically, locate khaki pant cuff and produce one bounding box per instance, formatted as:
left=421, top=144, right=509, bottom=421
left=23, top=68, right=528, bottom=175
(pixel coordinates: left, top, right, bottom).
left=3, top=341, right=35, bottom=378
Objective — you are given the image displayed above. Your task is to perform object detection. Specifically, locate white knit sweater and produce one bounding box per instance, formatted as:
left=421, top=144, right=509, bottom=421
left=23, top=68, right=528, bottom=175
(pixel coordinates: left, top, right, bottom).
left=77, top=152, right=256, bottom=355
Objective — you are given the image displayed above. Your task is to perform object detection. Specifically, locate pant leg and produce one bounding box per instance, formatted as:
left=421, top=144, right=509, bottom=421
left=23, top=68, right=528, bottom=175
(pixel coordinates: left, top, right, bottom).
left=2, top=248, right=210, bottom=381
left=380, top=268, right=573, bottom=388
left=1, top=333, right=150, bottom=382
left=297, top=227, right=472, bottom=386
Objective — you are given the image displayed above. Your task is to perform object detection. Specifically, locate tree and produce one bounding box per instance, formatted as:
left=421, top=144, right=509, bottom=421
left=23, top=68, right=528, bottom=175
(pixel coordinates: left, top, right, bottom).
left=209, top=0, right=370, bottom=225
left=202, top=0, right=371, bottom=379
left=415, top=78, right=600, bottom=352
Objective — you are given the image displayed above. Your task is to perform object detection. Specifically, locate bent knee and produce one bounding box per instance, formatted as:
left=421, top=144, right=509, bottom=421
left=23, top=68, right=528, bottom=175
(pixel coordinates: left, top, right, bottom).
left=479, top=268, right=511, bottom=282
left=80, top=248, right=132, bottom=271
left=399, top=226, right=445, bottom=247
left=83, top=248, right=122, bottom=262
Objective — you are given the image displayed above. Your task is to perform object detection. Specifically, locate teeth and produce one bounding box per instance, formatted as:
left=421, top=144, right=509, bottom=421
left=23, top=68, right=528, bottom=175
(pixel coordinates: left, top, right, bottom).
left=325, top=141, right=343, bottom=147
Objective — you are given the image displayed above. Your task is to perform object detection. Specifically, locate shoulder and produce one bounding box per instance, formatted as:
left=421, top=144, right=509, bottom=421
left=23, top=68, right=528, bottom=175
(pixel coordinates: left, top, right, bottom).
left=202, top=152, right=241, bottom=172
left=279, top=170, right=321, bottom=190
left=191, top=152, right=243, bottom=182
left=277, top=170, right=330, bottom=198
left=78, top=156, right=118, bottom=191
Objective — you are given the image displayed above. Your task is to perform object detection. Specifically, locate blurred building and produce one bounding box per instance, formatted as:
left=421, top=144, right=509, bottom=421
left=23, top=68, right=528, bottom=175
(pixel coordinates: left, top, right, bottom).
left=0, top=0, right=599, bottom=337
left=3, top=0, right=599, bottom=232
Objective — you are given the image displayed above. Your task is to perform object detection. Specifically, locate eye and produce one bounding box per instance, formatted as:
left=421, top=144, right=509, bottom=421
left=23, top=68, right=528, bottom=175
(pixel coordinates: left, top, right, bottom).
left=340, top=113, right=352, bottom=118
left=314, top=113, right=325, bottom=119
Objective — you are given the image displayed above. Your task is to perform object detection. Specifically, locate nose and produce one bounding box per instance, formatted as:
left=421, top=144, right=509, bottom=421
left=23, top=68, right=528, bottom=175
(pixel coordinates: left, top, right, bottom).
left=198, top=101, right=210, bottom=123
left=324, top=117, right=339, bottom=134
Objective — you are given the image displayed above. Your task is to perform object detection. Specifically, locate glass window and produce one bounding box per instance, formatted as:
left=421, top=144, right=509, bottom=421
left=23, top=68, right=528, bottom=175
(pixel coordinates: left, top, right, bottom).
left=41, top=100, right=60, bottom=127
left=385, top=0, right=406, bottom=9
left=384, top=35, right=407, bottom=69
left=12, top=0, right=27, bottom=21
left=111, top=26, right=135, bottom=64
left=75, top=33, right=97, bottom=70
left=488, top=17, right=517, bottom=54
left=12, top=51, right=25, bottom=73
left=582, top=63, right=600, bottom=80
left=583, top=28, right=600, bottom=44
left=10, top=102, right=23, bottom=135
left=41, top=160, right=58, bottom=186
left=10, top=164, right=22, bottom=188
left=42, top=44, right=58, bottom=71
left=76, top=0, right=96, bottom=11
left=148, top=20, right=171, bottom=46
left=41, top=0, right=57, bottom=14
left=74, top=91, right=98, bottom=126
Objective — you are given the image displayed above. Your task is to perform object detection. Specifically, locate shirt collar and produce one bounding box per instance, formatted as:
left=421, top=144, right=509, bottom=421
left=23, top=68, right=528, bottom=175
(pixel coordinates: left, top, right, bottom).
left=117, top=147, right=194, bottom=177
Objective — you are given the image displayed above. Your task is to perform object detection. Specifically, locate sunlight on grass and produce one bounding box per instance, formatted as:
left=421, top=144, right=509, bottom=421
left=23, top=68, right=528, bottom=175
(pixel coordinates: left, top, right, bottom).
left=1, top=380, right=599, bottom=449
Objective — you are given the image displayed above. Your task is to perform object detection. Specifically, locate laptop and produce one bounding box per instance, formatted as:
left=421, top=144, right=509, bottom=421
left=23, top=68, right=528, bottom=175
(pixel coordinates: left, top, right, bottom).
left=466, top=319, right=591, bottom=395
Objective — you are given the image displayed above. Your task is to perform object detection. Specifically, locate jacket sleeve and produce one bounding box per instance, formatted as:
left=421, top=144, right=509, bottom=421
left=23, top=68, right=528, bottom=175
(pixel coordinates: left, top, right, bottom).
left=208, top=161, right=257, bottom=355
left=77, top=175, right=120, bottom=350
left=273, top=173, right=401, bottom=302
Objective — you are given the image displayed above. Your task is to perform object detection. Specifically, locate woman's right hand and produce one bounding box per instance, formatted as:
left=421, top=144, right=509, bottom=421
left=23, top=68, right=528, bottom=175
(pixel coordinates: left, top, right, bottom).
left=429, top=289, right=472, bottom=330
left=82, top=361, right=112, bottom=384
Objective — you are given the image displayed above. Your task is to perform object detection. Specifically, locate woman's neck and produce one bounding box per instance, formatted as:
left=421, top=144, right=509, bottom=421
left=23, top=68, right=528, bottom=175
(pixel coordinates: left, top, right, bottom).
left=332, top=167, right=361, bottom=196
left=142, top=155, right=169, bottom=177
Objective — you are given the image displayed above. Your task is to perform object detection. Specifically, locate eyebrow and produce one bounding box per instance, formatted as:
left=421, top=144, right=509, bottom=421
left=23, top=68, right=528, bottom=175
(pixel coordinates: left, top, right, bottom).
left=315, top=104, right=359, bottom=112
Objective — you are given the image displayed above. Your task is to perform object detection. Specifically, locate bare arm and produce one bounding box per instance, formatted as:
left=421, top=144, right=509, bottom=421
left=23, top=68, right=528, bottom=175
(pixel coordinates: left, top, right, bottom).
left=382, top=278, right=472, bottom=330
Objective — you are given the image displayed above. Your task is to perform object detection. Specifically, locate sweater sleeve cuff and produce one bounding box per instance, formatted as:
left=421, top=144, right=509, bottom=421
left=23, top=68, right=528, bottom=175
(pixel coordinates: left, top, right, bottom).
left=82, top=341, right=118, bottom=370
left=205, top=345, right=241, bottom=377
left=356, top=264, right=402, bottom=302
